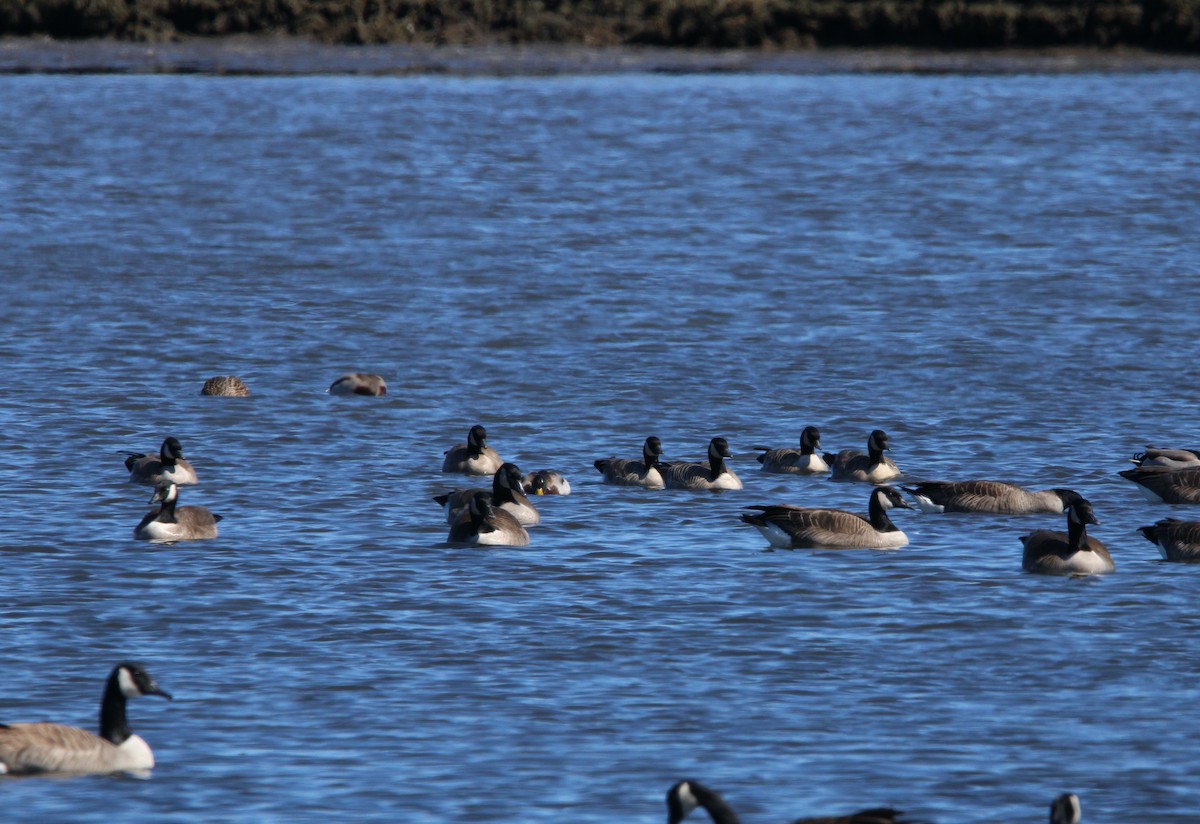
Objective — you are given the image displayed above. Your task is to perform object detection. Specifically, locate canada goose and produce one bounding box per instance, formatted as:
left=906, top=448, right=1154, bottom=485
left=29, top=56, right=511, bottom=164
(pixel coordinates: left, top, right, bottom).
left=522, top=470, right=571, bottom=496
left=742, top=486, right=912, bottom=549
left=124, top=436, right=199, bottom=487
left=447, top=490, right=530, bottom=547
left=442, top=425, right=504, bottom=476
left=1020, top=497, right=1113, bottom=575
left=826, top=430, right=901, bottom=483
left=0, top=662, right=171, bottom=776
left=328, top=372, right=387, bottom=396
left=1050, top=793, right=1081, bottom=824
left=659, top=437, right=742, bottom=491
left=435, top=463, right=540, bottom=526
left=594, top=436, right=665, bottom=489
left=134, top=482, right=222, bottom=543
left=1119, top=466, right=1200, bottom=504
left=1130, top=446, right=1200, bottom=469
left=200, top=376, right=249, bottom=397
left=665, top=779, right=912, bottom=824
left=902, top=481, right=1079, bottom=515
left=1137, top=518, right=1200, bottom=562
left=754, top=426, right=829, bottom=475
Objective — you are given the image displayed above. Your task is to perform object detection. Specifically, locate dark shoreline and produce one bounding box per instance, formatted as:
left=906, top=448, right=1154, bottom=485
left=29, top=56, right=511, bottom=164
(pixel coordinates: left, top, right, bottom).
left=3, top=36, right=1200, bottom=75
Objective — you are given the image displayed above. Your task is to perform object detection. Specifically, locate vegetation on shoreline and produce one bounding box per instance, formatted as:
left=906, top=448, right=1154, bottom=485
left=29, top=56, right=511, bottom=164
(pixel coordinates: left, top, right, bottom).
left=2, top=0, right=1198, bottom=50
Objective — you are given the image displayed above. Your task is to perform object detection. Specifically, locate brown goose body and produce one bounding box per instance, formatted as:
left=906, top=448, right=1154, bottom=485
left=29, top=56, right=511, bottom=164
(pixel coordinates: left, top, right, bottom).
left=328, top=372, right=387, bottom=396
left=1120, top=466, right=1200, bottom=504
left=200, top=376, right=249, bottom=397
left=435, top=463, right=540, bottom=526
left=447, top=491, right=530, bottom=547
left=595, top=436, right=665, bottom=489
left=124, top=436, right=199, bottom=487
left=134, top=483, right=221, bottom=543
left=442, top=424, right=503, bottom=476
left=742, top=486, right=911, bottom=549
left=1138, top=518, right=1200, bottom=562
left=903, top=481, right=1075, bottom=515
left=1021, top=498, right=1113, bottom=575
left=755, top=425, right=829, bottom=475
left=826, top=430, right=901, bottom=484
left=666, top=780, right=914, bottom=824
left=660, top=437, right=742, bottom=491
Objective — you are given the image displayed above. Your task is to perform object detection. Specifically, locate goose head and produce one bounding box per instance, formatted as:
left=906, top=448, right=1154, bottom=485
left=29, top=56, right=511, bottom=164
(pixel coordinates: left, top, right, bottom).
left=150, top=483, right=179, bottom=505
left=644, top=436, right=664, bottom=461
left=160, top=437, right=185, bottom=461
left=875, top=485, right=912, bottom=511
left=708, top=437, right=733, bottom=461
left=666, top=780, right=700, bottom=824
left=112, top=662, right=173, bottom=702
left=1049, top=793, right=1081, bottom=824
left=467, top=425, right=489, bottom=453
left=868, top=429, right=890, bottom=454
left=800, top=426, right=821, bottom=454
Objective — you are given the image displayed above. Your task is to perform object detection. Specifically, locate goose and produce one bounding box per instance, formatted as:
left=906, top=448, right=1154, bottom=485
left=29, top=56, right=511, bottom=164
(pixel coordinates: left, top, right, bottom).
left=442, top=425, right=504, bottom=476
left=754, top=426, right=829, bottom=475
left=1050, top=793, right=1081, bottom=824
left=435, top=463, right=540, bottom=526
left=447, top=490, right=530, bottom=547
left=134, top=482, right=222, bottom=543
left=522, top=470, right=571, bottom=496
left=666, top=779, right=913, bottom=824
left=124, top=436, right=199, bottom=487
left=742, top=486, right=911, bottom=549
left=1020, top=496, right=1113, bottom=575
left=902, top=481, right=1080, bottom=515
left=1137, top=518, right=1200, bottom=562
left=594, top=436, right=665, bottom=489
left=0, top=662, right=171, bottom=776
left=200, top=375, right=249, bottom=397
left=328, top=372, right=387, bottom=396
left=659, top=437, right=742, bottom=491
left=1118, top=466, right=1200, bottom=504
left=825, top=430, right=901, bottom=483
left=1130, top=446, right=1200, bottom=469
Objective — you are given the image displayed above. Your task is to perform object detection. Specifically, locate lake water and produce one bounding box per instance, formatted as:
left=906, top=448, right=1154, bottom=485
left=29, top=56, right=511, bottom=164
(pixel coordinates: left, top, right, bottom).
left=1, top=54, right=1199, bottom=823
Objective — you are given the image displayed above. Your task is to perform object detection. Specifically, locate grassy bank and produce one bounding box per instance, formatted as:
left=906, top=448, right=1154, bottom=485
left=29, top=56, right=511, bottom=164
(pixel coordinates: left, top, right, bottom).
left=2, top=0, right=1199, bottom=50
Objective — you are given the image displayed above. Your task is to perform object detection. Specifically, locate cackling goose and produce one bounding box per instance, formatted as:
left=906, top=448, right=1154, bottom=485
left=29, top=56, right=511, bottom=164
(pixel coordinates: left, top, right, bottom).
left=442, top=424, right=504, bottom=476
left=754, top=425, right=829, bottom=475
left=594, top=436, right=665, bottom=489
left=826, top=430, right=901, bottom=483
left=659, top=437, right=742, bottom=491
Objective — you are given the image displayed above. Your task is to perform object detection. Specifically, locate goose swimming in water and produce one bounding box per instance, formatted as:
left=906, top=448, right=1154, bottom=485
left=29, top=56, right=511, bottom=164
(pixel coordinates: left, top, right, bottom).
left=447, top=490, right=530, bottom=547
left=1137, top=518, right=1200, bottom=562
left=0, top=662, right=172, bottom=776
left=442, top=425, right=504, bottom=476
left=1049, top=793, right=1081, bottom=824
left=742, top=486, right=911, bottom=549
left=825, top=430, right=901, bottom=484
left=1129, top=446, right=1200, bottom=469
left=1119, top=466, right=1200, bottom=504
left=521, top=470, right=571, bottom=496
left=666, top=779, right=915, bottom=824
left=594, top=436, right=665, bottom=489
left=124, top=436, right=199, bottom=487
left=658, top=437, right=742, bottom=491
left=435, top=463, right=540, bottom=527
left=327, top=372, right=387, bottom=396
left=902, top=481, right=1080, bottom=515
left=754, top=426, right=829, bottom=475
left=200, top=376, right=249, bottom=397
left=1020, top=496, right=1113, bottom=575
left=134, top=482, right=222, bottom=543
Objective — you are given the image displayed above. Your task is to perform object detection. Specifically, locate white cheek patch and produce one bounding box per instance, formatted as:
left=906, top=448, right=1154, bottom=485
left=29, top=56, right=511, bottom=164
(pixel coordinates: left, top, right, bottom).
left=117, top=667, right=141, bottom=698
left=676, top=782, right=698, bottom=816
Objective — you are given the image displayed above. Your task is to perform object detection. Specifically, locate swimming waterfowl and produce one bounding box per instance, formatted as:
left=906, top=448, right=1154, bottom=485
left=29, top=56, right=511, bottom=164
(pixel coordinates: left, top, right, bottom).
left=442, top=424, right=504, bottom=476
left=447, top=490, right=530, bottom=547
left=1020, top=496, right=1113, bottom=575
left=659, top=437, right=742, bottom=491
left=826, top=430, right=901, bottom=483
left=594, top=436, right=665, bottom=489
left=1137, top=518, right=1200, bottom=562
left=1119, top=466, right=1200, bottom=504
left=0, top=662, right=171, bottom=776
left=124, top=436, right=199, bottom=486
left=200, top=376, right=249, bottom=397
left=666, top=779, right=912, bottom=824
left=1050, top=793, right=1081, bottom=824
left=902, top=481, right=1079, bottom=515
left=328, top=372, right=387, bottom=396
left=754, top=426, right=829, bottom=475
left=134, top=482, right=222, bottom=543
left=435, top=463, right=540, bottom=527
left=742, top=486, right=911, bottom=549
left=1130, top=446, right=1200, bottom=469
left=522, top=470, right=571, bottom=496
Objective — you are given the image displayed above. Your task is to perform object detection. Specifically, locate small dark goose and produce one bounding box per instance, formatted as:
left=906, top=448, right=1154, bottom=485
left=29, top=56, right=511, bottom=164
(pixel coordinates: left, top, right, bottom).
left=0, top=662, right=171, bottom=776
left=825, top=429, right=901, bottom=484
left=1020, top=496, right=1113, bottom=575
left=447, top=490, right=530, bottom=547
left=666, top=779, right=914, bottom=824
left=1138, top=518, right=1200, bottom=562
left=124, top=436, right=199, bottom=487
left=659, top=437, right=742, bottom=491
left=903, top=481, right=1079, bottom=515
left=1130, top=445, right=1200, bottom=469
left=742, top=486, right=911, bottom=549
left=1119, top=466, right=1200, bottom=504
left=1050, top=793, right=1082, bottom=824
left=521, top=470, right=571, bottom=496
left=200, top=375, right=249, bottom=397
left=442, top=424, right=504, bottom=476
left=594, top=436, right=665, bottom=489
left=754, top=425, right=829, bottom=475
left=435, top=463, right=540, bottom=526
left=327, top=372, right=387, bottom=396
left=134, top=482, right=222, bottom=543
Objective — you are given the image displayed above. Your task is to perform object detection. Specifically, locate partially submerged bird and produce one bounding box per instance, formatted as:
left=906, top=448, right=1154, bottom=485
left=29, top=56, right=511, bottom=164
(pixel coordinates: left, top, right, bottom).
left=200, top=375, right=249, bottom=397
left=0, top=662, right=172, bottom=776
left=659, top=437, right=742, bottom=491
left=134, top=482, right=222, bottom=543
left=447, top=490, right=530, bottom=547
left=742, top=486, right=912, bottom=549
left=1020, top=496, right=1113, bottom=575
left=327, top=372, right=387, bottom=396
left=1050, top=793, right=1081, bottom=824
left=594, top=436, right=665, bottom=489
left=826, top=430, right=901, bottom=484
left=1138, top=518, right=1200, bottom=562
left=754, top=426, right=829, bottom=475
left=666, top=779, right=913, bottom=824
left=902, top=481, right=1079, bottom=515
left=442, top=424, right=504, bottom=476
left=1119, top=466, right=1200, bottom=504
left=1130, top=446, right=1200, bottom=469
left=124, top=436, right=199, bottom=487
left=435, top=463, right=540, bottom=527
left=522, top=469, right=571, bottom=496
